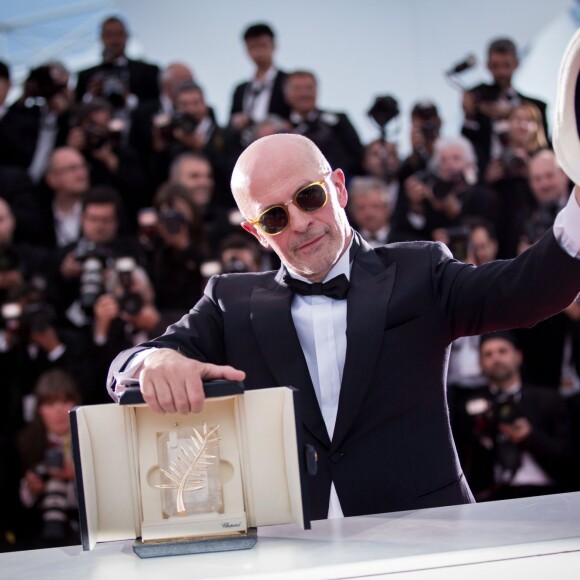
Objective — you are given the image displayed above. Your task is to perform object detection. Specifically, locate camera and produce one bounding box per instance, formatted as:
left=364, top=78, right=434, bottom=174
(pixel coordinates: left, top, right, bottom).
left=499, top=149, right=528, bottom=178
left=74, top=239, right=110, bottom=264
left=221, top=257, right=250, bottom=274
left=75, top=239, right=111, bottom=312
left=34, top=447, right=64, bottom=480
left=25, top=65, right=67, bottom=104
left=159, top=208, right=187, bottom=235
left=472, top=84, right=502, bottom=103
left=367, top=95, right=399, bottom=130
left=97, top=63, right=129, bottom=109
left=115, top=257, right=144, bottom=316
left=83, top=123, right=110, bottom=151
left=412, top=102, right=440, bottom=142
left=79, top=258, right=105, bottom=313
left=171, top=112, right=199, bottom=135
left=0, top=279, right=55, bottom=338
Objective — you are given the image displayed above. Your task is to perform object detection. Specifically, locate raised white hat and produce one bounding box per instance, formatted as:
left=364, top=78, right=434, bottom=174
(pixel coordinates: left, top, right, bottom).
left=554, top=27, right=580, bottom=185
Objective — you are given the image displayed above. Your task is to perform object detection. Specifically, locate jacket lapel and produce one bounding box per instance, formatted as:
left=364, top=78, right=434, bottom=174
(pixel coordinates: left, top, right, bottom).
left=331, top=239, right=396, bottom=450
left=250, top=269, right=330, bottom=447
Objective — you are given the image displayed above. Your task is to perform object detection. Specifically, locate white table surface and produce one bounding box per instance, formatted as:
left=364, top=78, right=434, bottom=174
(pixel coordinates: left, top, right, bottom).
left=2, top=492, right=580, bottom=580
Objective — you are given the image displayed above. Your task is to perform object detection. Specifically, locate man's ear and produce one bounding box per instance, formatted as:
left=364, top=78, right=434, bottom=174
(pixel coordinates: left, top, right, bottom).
left=241, top=221, right=270, bottom=249
left=332, top=169, right=348, bottom=208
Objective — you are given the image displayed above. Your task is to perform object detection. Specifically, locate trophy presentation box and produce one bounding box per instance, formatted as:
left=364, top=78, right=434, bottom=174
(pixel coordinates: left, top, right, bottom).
left=70, top=381, right=312, bottom=557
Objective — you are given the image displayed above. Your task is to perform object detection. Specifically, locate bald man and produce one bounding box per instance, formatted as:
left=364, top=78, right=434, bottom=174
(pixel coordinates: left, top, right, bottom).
left=109, top=134, right=580, bottom=520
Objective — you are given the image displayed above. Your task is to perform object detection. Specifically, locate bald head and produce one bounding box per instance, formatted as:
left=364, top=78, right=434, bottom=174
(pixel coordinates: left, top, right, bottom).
left=231, top=134, right=331, bottom=217
left=161, top=62, right=194, bottom=100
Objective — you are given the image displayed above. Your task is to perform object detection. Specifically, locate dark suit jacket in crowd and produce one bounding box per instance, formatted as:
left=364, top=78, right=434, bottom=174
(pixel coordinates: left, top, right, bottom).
left=75, top=59, right=160, bottom=105
left=291, top=110, right=364, bottom=177
left=230, top=70, right=291, bottom=121
left=0, top=103, right=69, bottom=169
left=108, top=228, right=580, bottom=520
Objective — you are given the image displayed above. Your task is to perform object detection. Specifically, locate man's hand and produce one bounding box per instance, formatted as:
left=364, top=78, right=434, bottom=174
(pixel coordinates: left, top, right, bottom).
left=139, top=348, right=246, bottom=415
left=498, top=418, right=532, bottom=444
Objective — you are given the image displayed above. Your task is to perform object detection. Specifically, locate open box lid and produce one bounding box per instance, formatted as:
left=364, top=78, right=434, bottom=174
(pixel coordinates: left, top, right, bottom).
left=70, top=382, right=312, bottom=551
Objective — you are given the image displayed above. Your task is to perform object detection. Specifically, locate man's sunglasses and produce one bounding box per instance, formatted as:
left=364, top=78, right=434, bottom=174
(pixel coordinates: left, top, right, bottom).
left=247, top=175, right=330, bottom=236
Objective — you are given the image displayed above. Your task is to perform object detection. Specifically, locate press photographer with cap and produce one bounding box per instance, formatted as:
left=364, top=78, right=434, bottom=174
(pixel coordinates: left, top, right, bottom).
left=108, top=85, right=580, bottom=522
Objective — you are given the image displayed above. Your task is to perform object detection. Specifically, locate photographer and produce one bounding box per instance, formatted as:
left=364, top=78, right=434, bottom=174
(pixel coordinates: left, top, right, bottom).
left=360, top=139, right=400, bottom=204
left=65, top=99, right=145, bottom=228
left=392, top=137, right=496, bottom=249
left=398, top=101, right=442, bottom=184
left=168, top=152, right=238, bottom=257
left=150, top=82, right=229, bottom=203
left=57, top=186, right=143, bottom=328
left=456, top=332, right=575, bottom=502
left=17, top=369, right=81, bottom=548
left=484, top=103, right=548, bottom=258
left=140, top=182, right=210, bottom=318
left=462, top=37, right=548, bottom=176
left=284, top=70, right=363, bottom=176
left=219, top=233, right=264, bottom=274
left=74, top=16, right=159, bottom=111
left=0, top=62, right=73, bottom=182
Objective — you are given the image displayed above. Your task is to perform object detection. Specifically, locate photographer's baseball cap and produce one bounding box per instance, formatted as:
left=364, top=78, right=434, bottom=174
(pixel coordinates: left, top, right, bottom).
left=479, top=330, right=520, bottom=350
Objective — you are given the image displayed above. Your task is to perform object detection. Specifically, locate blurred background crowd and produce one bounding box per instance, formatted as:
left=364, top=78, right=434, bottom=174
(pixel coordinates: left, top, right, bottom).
left=1, top=6, right=580, bottom=553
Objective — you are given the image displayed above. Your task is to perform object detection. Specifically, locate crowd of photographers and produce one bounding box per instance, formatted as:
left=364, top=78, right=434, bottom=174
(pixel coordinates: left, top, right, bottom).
left=0, top=16, right=579, bottom=550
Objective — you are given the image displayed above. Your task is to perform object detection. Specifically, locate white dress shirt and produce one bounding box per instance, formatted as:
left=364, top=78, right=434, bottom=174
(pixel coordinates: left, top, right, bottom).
left=286, top=238, right=353, bottom=518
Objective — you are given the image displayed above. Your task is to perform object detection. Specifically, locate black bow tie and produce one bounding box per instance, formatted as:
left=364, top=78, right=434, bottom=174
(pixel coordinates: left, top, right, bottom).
left=283, top=273, right=350, bottom=300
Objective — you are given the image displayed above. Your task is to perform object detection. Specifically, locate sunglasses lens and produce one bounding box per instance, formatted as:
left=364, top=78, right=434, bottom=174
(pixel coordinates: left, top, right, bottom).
left=259, top=205, right=288, bottom=234
left=296, top=183, right=327, bottom=212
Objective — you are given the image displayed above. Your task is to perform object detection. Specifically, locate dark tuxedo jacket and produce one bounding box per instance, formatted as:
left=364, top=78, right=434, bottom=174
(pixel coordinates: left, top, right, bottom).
left=108, top=230, right=580, bottom=519
left=230, top=70, right=290, bottom=121
left=75, top=59, right=160, bottom=105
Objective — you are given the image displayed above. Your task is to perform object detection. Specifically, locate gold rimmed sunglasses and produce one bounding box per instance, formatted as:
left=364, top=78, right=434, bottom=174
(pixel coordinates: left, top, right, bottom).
left=246, top=173, right=332, bottom=236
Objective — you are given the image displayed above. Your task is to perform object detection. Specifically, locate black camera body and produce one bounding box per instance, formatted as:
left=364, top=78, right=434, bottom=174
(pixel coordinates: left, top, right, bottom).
left=83, top=123, right=110, bottom=151
left=159, top=208, right=187, bottom=235
left=34, top=447, right=64, bottom=480
left=98, top=65, right=129, bottom=109
left=472, top=84, right=502, bottom=104
left=115, top=257, right=144, bottom=316
left=499, top=149, right=528, bottom=178
left=171, top=112, right=199, bottom=135
left=75, top=239, right=111, bottom=313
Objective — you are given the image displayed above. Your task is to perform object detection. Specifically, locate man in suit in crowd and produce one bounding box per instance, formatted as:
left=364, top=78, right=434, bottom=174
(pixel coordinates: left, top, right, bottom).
left=109, top=132, right=580, bottom=520
left=75, top=16, right=159, bottom=109
left=285, top=70, right=363, bottom=176
left=0, top=63, right=72, bottom=182
left=461, top=37, right=548, bottom=175
left=229, top=23, right=290, bottom=134
left=456, top=331, right=575, bottom=501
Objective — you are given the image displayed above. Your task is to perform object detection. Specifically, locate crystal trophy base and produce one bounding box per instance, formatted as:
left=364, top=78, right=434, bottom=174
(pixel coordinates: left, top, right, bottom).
left=132, top=527, right=258, bottom=558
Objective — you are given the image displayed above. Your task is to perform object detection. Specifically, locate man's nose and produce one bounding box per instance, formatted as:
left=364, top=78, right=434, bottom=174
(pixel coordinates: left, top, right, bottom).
left=287, top=202, right=311, bottom=233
